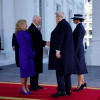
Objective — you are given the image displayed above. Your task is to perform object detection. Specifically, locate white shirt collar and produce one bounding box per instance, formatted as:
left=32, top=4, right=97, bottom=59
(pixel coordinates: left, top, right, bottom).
left=33, top=23, right=38, bottom=28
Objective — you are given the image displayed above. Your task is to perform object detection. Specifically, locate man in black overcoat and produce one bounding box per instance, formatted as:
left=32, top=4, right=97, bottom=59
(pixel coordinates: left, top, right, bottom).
left=28, top=15, right=49, bottom=91
left=49, top=12, right=77, bottom=97
left=12, top=33, right=19, bottom=67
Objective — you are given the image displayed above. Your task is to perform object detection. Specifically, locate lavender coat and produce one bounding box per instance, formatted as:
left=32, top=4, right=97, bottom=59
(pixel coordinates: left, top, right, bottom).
left=16, top=30, right=36, bottom=78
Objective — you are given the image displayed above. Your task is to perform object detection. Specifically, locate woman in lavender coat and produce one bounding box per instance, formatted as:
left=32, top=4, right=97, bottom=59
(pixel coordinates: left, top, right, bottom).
left=15, top=20, right=35, bottom=95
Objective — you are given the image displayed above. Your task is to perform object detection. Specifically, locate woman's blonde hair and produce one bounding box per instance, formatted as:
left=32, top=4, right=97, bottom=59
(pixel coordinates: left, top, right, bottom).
left=15, top=19, right=27, bottom=35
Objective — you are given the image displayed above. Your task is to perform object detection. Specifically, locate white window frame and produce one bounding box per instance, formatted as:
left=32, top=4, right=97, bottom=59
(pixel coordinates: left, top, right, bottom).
left=68, top=9, right=72, bottom=26
left=56, top=3, right=61, bottom=12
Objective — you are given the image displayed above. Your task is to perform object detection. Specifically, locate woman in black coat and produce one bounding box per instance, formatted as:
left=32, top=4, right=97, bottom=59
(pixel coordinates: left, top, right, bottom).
left=71, top=14, right=88, bottom=91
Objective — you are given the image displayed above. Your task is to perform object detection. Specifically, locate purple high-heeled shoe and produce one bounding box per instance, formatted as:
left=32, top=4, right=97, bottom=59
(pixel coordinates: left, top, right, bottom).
left=28, top=91, right=32, bottom=93
left=21, top=88, right=31, bottom=95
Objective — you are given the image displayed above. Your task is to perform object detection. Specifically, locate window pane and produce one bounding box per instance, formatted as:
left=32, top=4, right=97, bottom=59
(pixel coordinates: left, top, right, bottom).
left=56, top=4, right=61, bottom=11
left=84, top=23, right=87, bottom=28
left=89, top=23, right=92, bottom=28
left=89, top=14, right=92, bottom=20
left=89, top=30, right=92, bottom=35
left=68, top=9, right=72, bottom=26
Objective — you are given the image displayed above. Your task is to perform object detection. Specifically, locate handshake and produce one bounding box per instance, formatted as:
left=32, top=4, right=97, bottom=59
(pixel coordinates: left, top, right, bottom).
left=46, top=41, right=50, bottom=47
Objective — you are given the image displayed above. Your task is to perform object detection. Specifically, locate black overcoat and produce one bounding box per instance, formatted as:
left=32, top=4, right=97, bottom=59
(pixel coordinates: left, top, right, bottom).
left=28, top=23, right=46, bottom=73
left=12, top=33, right=19, bottom=67
left=49, top=19, right=78, bottom=74
left=73, top=23, right=88, bottom=74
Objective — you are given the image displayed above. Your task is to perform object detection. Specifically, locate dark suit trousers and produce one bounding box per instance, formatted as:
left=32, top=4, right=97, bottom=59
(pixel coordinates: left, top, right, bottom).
left=15, top=49, right=19, bottom=67
left=30, top=73, right=39, bottom=87
left=56, top=70, right=71, bottom=92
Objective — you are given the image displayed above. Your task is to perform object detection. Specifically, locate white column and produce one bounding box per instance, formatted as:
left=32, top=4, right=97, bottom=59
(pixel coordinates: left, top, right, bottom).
left=44, top=0, right=56, bottom=41
left=86, top=0, right=100, bottom=66
left=14, top=0, right=35, bottom=26
left=0, top=0, right=15, bottom=66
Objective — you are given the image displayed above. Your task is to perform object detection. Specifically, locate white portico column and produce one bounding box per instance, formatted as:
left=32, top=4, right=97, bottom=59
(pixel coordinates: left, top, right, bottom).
left=0, top=0, right=15, bottom=66
left=14, top=0, right=35, bottom=26
left=86, top=0, right=100, bottom=66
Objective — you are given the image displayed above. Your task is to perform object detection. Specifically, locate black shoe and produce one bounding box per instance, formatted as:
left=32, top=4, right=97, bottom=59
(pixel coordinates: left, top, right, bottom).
left=37, top=85, right=43, bottom=89
left=29, top=86, right=39, bottom=91
left=73, top=84, right=83, bottom=92
left=73, top=83, right=87, bottom=92
left=82, top=83, right=87, bottom=90
left=52, top=91, right=66, bottom=98
left=66, top=91, right=71, bottom=95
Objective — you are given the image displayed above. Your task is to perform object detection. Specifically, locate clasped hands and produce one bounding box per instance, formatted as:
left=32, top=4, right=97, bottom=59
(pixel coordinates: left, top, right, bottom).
left=56, top=51, right=61, bottom=59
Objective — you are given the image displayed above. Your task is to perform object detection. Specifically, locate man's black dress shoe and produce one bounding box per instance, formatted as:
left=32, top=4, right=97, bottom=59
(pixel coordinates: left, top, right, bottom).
left=29, top=86, right=39, bottom=91
left=66, top=91, right=71, bottom=95
left=29, top=85, right=43, bottom=91
left=52, top=91, right=66, bottom=98
left=37, top=85, right=43, bottom=89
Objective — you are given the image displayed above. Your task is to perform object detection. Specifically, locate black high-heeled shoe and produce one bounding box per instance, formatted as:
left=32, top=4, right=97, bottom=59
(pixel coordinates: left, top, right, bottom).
left=82, top=83, right=87, bottom=90
left=73, top=84, right=83, bottom=91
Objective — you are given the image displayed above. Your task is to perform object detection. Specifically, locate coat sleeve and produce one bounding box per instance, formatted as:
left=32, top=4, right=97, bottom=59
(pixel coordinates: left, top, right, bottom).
left=55, top=24, right=65, bottom=51
left=75, top=26, right=82, bottom=53
left=16, top=32, right=35, bottom=58
left=42, top=40, right=46, bottom=47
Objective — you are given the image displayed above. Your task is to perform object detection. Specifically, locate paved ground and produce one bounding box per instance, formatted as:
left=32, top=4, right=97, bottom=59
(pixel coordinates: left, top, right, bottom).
left=0, top=63, right=100, bottom=88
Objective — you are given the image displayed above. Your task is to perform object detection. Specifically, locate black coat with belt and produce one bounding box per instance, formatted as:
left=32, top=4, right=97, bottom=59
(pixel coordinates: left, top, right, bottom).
left=73, top=23, right=88, bottom=74
left=49, top=19, right=78, bottom=74
left=28, top=23, right=46, bottom=73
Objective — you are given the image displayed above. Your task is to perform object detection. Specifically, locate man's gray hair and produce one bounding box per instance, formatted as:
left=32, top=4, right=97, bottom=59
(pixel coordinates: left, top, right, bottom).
left=32, top=15, right=39, bottom=21
left=55, top=11, right=66, bottom=19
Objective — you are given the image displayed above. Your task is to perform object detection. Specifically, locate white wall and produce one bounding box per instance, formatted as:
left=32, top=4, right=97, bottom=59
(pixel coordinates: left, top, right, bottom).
left=14, top=0, right=34, bottom=26
left=0, top=0, right=36, bottom=66
left=44, top=0, right=84, bottom=41
left=44, top=0, right=56, bottom=41
left=0, top=0, right=15, bottom=66
left=86, top=0, right=100, bottom=66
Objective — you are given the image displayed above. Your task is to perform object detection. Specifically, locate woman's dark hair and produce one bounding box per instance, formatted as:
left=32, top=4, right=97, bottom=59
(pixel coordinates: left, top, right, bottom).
left=80, top=19, right=84, bottom=22
left=74, top=19, right=84, bottom=22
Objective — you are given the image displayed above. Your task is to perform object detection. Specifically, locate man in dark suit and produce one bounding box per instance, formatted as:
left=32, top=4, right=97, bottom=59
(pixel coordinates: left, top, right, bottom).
left=12, top=33, right=19, bottom=67
left=28, top=15, right=49, bottom=91
left=49, top=12, right=77, bottom=98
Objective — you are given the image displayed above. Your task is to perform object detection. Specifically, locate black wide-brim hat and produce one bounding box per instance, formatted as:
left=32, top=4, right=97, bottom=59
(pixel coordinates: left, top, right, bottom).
left=71, top=14, right=85, bottom=21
